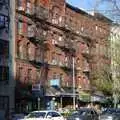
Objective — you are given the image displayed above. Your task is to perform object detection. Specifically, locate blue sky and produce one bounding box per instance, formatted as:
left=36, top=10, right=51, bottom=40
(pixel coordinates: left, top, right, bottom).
left=66, top=0, right=112, bottom=11
left=66, top=0, right=120, bottom=23
left=66, top=0, right=118, bottom=21
left=66, top=0, right=95, bottom=11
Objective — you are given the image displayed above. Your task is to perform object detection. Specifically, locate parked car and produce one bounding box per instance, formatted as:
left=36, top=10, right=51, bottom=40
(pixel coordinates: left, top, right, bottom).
left=12, top=113, right=25, bottom=120
left=67, top=108, right=99, bottom=120
left=19, top=110, right=65, bottom=120
left=99, top=108, right=120, bottom=120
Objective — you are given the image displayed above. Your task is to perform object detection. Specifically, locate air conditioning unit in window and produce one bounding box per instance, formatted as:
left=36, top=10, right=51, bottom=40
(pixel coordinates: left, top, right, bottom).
left=18, top=6, right=25, bottom=12
left=26, top=9, right=31, bottom=15
left=59, top=61, right=63, bottom=66
left=76, top=30, right=80, bottom=34
left=51, top=60, right=57, bottom=65
left=65, top=24, right=68, bottom=29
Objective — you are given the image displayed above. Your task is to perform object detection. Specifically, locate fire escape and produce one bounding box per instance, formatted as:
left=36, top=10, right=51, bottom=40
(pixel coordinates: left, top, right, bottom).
left=16, top=1, right=49, bottom=21
left=55, top=32, right=76, bottom=72
left=16, top=0, right=50, bottom=85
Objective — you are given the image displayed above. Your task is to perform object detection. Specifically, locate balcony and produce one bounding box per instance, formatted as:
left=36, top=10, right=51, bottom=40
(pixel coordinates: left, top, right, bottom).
left=82, top=49, right=90, bottom=58
left=35, top=5, right=48, bottom=20
left=56, top=42, right=76, bottom=54
left=25, top=8, right=34, bottom=16
left=60, top=63, right=72, bottom=72
left=64, top=24, right=72, bottom=31
left=29, top=59, right=44, bottom=67
left=83, top=65, right=90, bottom=72
left=81, top=45, right=90, bottom=59
left=27, top=26, right=46, bottom=44
left=17, top=6, right=25, bottom=14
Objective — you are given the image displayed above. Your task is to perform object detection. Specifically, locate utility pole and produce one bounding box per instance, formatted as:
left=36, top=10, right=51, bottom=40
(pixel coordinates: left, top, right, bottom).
left=73, top=57, right=76, bottom=110
left=9, top=0, right=16, bottom=113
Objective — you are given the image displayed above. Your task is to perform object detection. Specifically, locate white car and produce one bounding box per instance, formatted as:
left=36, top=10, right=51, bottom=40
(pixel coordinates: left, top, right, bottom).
left=19, top=110, right=65, bottom=120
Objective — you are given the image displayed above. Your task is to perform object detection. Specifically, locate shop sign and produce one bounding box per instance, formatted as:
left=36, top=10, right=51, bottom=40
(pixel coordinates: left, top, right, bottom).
left=32, top=84, right=41, bottom=91
left=50, top=79, right=60, bottom=86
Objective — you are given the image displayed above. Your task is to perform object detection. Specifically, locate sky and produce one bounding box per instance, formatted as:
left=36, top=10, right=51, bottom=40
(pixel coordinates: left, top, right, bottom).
left=66, top=0, right=120, bottom=22
left=66, top=0, right=111, bottom=11
left=66, top=0, right=95, bottom=11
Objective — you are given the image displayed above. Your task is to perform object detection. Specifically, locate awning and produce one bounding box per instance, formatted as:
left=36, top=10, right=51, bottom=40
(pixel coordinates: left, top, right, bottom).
left=79, top=91, right=91, bottom=102
left=60, top=87, right=78, bottom=97
left=45, top=87, right=61, bottom=97
left=91, top=91, right=106, bottom=102
left=45, top=87, right=78, bottom=97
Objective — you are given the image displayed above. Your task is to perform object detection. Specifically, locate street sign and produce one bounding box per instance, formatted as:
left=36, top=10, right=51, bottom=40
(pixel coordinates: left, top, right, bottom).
left=32, top=84, right=41, bottom=91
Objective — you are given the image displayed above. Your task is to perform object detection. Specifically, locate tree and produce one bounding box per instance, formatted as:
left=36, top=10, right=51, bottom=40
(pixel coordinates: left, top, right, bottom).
left=94, top=0, right=120, bottom=108
left=91, top=62, right=112, bottom=95
left=94, top=0, right=120, bottom=23
left=110, top=25, right=120, bottom=108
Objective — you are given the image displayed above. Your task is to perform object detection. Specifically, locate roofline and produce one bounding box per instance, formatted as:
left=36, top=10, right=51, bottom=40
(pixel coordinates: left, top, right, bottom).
left=66, top=3, right=91, bottom=16
left=66, top=2, right=112, bottom=24
left=93, top=12, right=113, bottom=23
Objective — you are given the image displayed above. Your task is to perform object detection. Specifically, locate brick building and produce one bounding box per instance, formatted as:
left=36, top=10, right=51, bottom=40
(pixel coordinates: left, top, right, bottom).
left=15, top=0, right=111, bottom=112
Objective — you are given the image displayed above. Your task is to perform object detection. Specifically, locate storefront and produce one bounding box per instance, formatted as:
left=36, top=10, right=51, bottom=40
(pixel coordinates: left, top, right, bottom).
left=45, top=86, right=78, bottom=110
left=15, top=84, right=45, bottom=113
left=0, top=96, right=9, bottom=120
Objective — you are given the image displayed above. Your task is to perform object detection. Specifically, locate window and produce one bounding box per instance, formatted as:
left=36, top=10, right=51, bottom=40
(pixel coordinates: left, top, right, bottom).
left=17, top=67, right=23, bottom=80
left=51, top=52, right=57, bottom=65
left=53, top=72, right=57, bottom=79
left=0, top=66, right=9, bottom=81
left=35, top=47, right=43, bottom=62
left=51, top=6, right=62, bottom=25
left=0, top=40, right=9, bottom=57
left=26, top=1, right=31, bottom=14
left=17, top=21, right=23, bottom=35
left=0, top=15, right=5, bottom=28
left=40, top=0, right=49, bottom=7
left=0, top=15, right=8, bottom=30
left=27, top=68, right=32, bottom=82
left=36, top=70, right=41, bottom=81
left=60, top=73, right=64, bottom=85
left=26, top=43, right=31, bottom=60
left=64, top=56, right=68, bottom=66
left=47, top=112, right=61, bottom=117
left=0, top=96, right=9, bottom=110
left=76, top=58, right=80, bottom=64
left=17, top=0, right=22, bottom=7
left=95, top=25, right=98, bottom=31
left=17, top=41, right=23, bottom=58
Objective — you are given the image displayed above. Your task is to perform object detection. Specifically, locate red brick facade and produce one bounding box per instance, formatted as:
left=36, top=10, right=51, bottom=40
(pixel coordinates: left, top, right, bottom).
left=15, top=0, right=111, bottom=111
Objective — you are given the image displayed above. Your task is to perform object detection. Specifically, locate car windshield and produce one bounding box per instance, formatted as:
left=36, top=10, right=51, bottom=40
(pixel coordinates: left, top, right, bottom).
left=26, top=112, right=46, bottom=118
left=73, top=110, right=87, bottom=116
left=102, top=109, right=116, bottom=114
left=115, top=109, right=120, bottom=114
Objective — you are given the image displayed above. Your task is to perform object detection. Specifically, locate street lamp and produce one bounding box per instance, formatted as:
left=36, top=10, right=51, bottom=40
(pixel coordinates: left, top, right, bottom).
left=72, top=57, right=76, bottom=110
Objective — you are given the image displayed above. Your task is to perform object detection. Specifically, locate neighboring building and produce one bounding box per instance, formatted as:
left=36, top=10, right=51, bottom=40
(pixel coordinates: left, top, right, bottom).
left=89, top=12, right=112, bottom=101
left=110, top=24, right=120, bottom=108
left=14, top=0, right=111, bottom=112
left=0, top=0, right=15, bottom=118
